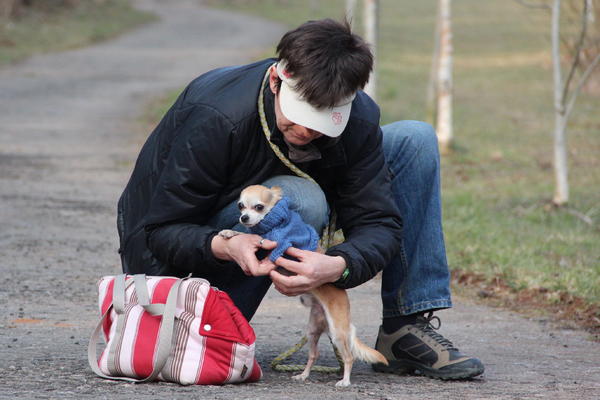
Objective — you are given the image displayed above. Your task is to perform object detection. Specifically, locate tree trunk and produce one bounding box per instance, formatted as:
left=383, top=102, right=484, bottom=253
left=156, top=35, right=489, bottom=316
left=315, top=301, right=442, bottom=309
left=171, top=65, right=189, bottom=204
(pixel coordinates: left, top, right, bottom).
left=364, top=0, right=378, bottom=100
left=586, top=0, right=594, bottom=23
left=309, top=0, right=319, bottom=17
left=346, top=0, right=357, bottom=26
left=426, top=1, right=442, bottom=125
left=553, top=112, right=570, bottom=205
left=0, top=0, right=21, bottom=19
left=551, top=0, right=569, bottom=205
left=436, top=0, right=453, bottom=154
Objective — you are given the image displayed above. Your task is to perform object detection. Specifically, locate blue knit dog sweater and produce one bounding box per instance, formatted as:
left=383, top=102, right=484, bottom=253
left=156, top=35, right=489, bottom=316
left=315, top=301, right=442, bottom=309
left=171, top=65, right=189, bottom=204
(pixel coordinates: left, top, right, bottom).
left=249, top=197, right=319, bottom=261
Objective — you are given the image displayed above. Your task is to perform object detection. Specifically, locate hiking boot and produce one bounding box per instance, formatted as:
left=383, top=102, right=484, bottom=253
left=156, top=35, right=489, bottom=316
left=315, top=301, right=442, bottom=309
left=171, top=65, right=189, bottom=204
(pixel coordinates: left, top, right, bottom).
left=372, top=312, right=484, bottom=380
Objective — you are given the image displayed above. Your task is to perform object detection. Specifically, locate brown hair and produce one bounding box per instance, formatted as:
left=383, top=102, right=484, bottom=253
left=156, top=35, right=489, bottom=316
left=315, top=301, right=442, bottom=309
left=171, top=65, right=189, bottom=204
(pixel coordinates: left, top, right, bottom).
left=275, top=18, right=373, bottom=109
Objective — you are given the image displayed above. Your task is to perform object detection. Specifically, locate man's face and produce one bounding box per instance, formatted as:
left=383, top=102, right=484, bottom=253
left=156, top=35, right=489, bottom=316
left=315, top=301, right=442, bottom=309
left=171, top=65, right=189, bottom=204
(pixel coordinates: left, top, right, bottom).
left=269, top=66, right=324, bottom=146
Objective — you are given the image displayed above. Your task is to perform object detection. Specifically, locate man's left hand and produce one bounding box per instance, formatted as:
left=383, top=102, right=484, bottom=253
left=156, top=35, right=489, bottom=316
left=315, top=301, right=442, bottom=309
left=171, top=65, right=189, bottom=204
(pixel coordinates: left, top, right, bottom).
left=270, top=247, right=346, bottom=296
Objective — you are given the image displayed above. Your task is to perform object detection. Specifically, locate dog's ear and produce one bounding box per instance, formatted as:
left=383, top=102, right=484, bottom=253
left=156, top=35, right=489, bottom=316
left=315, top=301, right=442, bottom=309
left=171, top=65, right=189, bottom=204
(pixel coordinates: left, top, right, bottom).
left=270, top=186, right=283, bottom=202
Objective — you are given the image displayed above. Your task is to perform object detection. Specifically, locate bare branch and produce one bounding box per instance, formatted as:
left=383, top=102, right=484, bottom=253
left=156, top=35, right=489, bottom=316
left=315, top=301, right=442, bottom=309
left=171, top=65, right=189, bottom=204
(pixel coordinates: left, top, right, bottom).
left=585, top=203, right=600, bottom=220
left=564, top=207, right=594, bottom=226
left=513, top=0, right=552, bottom=10
left=564, top=51, right=600, bottom=121
left=560, top=34, right=574, bottom=57
left=561, top=0, right=590, bottom=107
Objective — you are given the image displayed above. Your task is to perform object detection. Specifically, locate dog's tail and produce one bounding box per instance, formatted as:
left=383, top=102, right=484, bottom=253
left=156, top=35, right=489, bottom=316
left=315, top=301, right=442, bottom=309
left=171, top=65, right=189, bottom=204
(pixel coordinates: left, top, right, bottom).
left=349, top=325, right=388, bottom=365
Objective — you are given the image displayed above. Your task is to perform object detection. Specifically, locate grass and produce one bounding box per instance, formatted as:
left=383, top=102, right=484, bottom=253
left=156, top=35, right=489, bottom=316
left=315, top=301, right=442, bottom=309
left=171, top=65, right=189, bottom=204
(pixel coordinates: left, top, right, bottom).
left=0, top=0, right=156, bottom=67
left=157, top=0, right=600, bottom=307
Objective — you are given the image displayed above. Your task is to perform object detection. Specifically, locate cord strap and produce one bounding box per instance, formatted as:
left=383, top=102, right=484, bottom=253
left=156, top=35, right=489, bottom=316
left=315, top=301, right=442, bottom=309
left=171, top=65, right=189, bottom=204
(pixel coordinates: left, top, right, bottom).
left=257, top=65, right=338, bottom=250
left=258, top=65, right=343, bottom=373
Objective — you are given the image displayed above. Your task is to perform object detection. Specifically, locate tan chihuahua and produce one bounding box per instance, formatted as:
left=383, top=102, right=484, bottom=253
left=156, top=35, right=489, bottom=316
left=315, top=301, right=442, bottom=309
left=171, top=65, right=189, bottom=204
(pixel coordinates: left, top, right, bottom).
left=219, top=185, right=387, bottom=387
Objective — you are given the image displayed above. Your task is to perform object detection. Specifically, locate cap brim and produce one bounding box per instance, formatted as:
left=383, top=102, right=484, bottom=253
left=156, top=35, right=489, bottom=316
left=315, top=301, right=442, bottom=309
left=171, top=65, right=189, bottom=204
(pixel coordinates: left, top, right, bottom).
left=276, top=62, right=353, bottom=138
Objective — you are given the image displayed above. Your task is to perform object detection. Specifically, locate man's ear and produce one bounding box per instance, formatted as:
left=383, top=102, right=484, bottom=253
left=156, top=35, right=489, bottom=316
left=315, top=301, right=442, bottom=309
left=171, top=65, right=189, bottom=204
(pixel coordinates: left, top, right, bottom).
left=268, top=65, right=279, bottom=95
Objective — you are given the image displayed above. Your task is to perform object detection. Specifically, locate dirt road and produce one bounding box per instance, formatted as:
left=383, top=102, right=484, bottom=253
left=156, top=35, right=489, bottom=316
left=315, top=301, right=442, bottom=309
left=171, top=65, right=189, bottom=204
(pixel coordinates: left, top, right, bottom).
left=0, top=1, right=598, bottom=398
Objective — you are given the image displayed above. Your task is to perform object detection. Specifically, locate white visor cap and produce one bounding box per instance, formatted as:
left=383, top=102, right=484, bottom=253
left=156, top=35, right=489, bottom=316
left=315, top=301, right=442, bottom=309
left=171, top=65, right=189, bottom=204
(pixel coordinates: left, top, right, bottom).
left=276, top=61, right=356, bottom=138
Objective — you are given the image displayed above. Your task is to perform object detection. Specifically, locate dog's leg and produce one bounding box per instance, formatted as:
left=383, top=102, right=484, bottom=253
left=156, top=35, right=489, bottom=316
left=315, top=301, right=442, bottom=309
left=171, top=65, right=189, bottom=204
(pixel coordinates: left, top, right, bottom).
left=310, top=285, right=354, bottom=387
left=292, top=328, right=320, bottom=382
left=293, top=295, right=326, bottom=382
left=333, top=331, right=354, bottom=387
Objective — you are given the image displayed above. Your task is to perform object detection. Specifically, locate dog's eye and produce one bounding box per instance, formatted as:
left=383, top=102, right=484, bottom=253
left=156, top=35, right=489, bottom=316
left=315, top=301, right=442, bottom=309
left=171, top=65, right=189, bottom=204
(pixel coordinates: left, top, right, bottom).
left=255, top=204, right=264, bottom=211
left=237, top=202, right=244, bottom=210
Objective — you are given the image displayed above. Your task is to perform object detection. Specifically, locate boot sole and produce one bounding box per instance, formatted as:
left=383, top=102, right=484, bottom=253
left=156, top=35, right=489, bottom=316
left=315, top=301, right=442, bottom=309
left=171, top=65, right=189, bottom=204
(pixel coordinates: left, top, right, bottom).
left=373, top=359, right=484, bottom=380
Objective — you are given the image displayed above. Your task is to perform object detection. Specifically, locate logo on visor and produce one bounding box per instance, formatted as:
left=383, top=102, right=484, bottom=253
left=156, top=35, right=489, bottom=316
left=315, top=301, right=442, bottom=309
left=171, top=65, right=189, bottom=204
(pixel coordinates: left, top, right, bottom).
left=282, top=69, right=292, bottom=79
left=332, top=112, right=343, bottom=125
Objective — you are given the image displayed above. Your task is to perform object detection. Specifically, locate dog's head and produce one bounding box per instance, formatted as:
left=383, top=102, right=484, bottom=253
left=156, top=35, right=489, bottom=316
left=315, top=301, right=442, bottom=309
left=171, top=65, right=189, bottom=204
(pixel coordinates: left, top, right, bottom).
left=237, top=185, right=282, bottom=228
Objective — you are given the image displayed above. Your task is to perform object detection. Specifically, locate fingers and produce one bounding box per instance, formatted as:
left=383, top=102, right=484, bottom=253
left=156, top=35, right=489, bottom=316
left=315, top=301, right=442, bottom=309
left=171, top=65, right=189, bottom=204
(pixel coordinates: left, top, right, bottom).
left=241, top=234, right=276, bottom=250
left=274, top=247, right=310, bottom=273
left=248, top=238, right=276, bottom=275
left=255, top=257, right=277, bottom=275
left=259, top=238, right=277, bottom=250
left=227, top=234, right=276, bottom=276
left=244, top=254, right=279, bottom=276
left=270, top=249, right=332, bottom=295
left=240, top=253, right=260, bottom=276
left=274, top=256, right=302, bottom=273
left=270, top=269, right=310, bottom=296
left=283, top=246, right=307, bottom=258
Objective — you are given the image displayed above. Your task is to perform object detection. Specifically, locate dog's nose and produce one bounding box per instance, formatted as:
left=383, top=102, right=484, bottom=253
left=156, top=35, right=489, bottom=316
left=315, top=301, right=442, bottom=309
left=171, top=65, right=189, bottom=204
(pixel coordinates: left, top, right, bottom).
left=240, top=214, right=249, bottom=223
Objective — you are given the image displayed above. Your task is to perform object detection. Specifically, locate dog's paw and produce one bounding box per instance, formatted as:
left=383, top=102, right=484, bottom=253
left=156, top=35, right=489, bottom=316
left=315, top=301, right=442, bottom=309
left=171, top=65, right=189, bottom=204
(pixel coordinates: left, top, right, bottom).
left=292, top=373, right=309, bottom=382
left=335, top=378, right=351, bottom=387
left=218, top=229, right=241, bottom=239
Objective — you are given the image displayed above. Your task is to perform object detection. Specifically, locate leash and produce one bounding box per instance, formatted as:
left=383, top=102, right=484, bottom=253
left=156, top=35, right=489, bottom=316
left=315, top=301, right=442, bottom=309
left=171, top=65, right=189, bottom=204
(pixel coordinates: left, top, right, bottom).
left=270, top=336, right=345, bottom=373
left=258, top=64, right=343, bottom=374
left=257, top=64, right=337, bottom=250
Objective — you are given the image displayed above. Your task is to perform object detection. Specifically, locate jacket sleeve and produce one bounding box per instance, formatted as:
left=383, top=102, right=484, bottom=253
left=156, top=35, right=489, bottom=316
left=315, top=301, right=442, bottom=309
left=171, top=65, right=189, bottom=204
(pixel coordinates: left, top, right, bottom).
left=143, top=105, right=236, bottom=276
left=326, top=123, right=403, bottom=289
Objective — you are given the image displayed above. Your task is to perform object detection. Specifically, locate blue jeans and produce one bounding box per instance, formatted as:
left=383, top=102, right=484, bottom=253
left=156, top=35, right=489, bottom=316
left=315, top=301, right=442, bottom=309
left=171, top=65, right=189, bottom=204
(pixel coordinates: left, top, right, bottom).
left=208, top=120, right=452, bottom=320
left=380, top=121, right=452, bottom=317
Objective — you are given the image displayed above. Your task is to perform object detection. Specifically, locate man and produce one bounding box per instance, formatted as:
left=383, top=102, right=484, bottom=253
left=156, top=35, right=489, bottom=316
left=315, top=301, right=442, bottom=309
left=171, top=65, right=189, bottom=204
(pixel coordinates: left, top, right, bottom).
left=117, top=19, right=484, bottom=380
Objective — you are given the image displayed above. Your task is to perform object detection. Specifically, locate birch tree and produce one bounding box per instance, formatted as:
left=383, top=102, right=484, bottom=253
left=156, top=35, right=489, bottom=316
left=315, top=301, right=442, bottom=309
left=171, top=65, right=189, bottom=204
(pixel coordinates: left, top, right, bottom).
left=586, top=0, right=594, bottom=22
left=436, top=0, right=453, bottom=154
left=426, top=3, right=442, bottom=125
left=346, top=0, right=357, bottom=26
left=0, top=0, right=21, bottom=19
left=364, top=0, right=379, bottom=100
left=550, top=0, right=600, bottom=205
left=516, top=1, right=600, bottom=205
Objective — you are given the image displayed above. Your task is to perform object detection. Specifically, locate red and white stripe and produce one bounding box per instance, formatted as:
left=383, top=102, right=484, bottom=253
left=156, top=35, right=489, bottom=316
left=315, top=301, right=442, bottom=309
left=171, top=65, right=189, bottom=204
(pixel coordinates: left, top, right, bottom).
left=95, top=275, right=262, bottom=385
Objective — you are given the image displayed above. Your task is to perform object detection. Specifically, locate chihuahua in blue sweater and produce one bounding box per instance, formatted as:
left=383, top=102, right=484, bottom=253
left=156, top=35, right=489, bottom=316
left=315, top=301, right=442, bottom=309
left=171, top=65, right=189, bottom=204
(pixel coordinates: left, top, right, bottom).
left=219, top=184, right=387, bottom=387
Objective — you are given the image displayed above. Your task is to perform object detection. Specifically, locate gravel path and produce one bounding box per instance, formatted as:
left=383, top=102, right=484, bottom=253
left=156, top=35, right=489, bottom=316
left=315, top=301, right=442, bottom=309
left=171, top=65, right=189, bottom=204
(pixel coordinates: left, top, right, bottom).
left=0, top=1, right=598, bottom=399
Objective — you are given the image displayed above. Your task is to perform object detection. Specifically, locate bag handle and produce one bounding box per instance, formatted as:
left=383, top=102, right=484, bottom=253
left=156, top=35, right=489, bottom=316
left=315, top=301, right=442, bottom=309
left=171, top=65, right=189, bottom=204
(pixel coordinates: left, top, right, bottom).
left=132, top=274, right=166, bottom=315
left=88, top=274, right=183, bottom=383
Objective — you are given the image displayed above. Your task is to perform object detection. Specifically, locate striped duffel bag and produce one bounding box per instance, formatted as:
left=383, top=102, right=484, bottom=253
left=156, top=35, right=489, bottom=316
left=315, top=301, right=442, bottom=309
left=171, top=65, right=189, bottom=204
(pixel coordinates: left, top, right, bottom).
left=87, top=274, right=262, bottom=385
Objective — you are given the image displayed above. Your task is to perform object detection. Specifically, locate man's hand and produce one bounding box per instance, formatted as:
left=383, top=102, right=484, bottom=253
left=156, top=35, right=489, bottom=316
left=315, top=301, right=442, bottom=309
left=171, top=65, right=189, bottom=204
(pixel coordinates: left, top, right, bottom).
left=270, top=247, right=346, bottom=296
left=211, top=234, right=277, bottom=276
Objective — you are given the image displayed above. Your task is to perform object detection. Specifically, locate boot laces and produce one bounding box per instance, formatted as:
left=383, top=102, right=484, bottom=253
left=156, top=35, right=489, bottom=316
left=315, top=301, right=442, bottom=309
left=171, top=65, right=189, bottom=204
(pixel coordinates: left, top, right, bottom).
left=415, top=312, right=458, bottom=351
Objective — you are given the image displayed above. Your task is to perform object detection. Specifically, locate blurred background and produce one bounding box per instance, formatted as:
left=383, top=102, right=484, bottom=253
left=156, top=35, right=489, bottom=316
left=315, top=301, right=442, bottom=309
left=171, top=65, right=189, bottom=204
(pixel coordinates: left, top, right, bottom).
left=1, top=0, right=598, bottom=335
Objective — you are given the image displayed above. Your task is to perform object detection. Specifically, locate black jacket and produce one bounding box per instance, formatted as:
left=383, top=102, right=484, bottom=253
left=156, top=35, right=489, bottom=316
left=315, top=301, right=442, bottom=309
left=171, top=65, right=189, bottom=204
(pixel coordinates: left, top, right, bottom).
left=117, top=59, right=402, bottom=289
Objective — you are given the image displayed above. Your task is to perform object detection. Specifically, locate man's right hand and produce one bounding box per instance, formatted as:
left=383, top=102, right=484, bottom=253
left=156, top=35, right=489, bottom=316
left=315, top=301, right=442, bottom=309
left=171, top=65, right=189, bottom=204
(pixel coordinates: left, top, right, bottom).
left=211, top=233, right=277, bottom=276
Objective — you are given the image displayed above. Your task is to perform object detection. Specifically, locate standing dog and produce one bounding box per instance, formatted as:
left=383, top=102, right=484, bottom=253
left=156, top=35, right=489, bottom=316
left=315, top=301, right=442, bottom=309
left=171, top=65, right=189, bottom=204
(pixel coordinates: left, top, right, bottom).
left=219, top=185, right=387, bottom=387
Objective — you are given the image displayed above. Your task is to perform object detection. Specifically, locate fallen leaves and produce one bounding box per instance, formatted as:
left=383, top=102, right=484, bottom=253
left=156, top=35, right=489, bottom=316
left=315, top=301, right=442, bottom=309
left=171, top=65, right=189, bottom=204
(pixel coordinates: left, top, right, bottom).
left=9, top=318, right=74, bottom=328
left=451, top=268, right=600, bottom=341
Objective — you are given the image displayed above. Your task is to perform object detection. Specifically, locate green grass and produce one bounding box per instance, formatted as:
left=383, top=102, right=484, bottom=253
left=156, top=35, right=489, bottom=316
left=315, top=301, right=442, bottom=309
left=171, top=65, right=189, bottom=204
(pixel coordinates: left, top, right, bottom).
left=173, top=0, right=600, bottom=306
left=0, top=0, right=156, bottom=66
